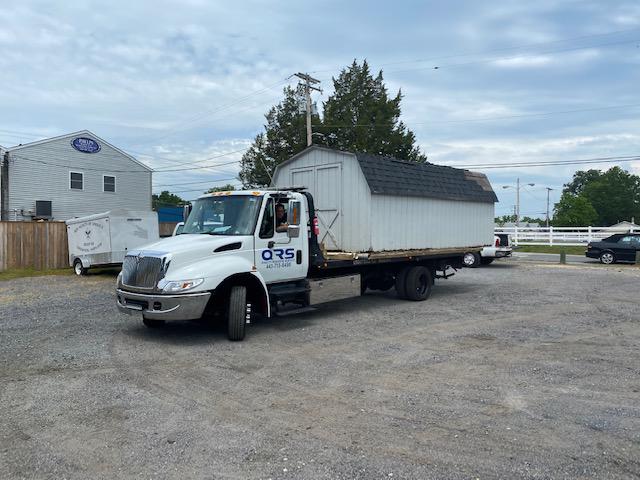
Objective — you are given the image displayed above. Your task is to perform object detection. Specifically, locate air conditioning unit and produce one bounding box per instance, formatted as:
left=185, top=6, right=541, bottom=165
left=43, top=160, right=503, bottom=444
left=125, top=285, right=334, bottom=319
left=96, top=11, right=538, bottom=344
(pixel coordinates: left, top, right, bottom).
left=35, top=200, right=52, bottom=219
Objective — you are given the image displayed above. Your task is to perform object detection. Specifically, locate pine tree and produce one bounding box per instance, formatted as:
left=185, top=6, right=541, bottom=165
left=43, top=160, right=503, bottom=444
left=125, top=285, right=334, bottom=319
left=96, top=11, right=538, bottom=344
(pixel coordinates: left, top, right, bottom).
left=319, top=60, right=426, bottom=162
left=239, top=85, right=317, bottom=187
left=239, top=60, right=426, bottom=187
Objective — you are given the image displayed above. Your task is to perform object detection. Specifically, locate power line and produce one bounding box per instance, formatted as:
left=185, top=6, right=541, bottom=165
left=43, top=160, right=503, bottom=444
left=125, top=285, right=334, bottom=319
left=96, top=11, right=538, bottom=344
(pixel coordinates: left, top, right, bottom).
left=452, top=155, right=640, bottom=169
left=385, top=37, right=640, bottom=75
left=316, top=102, right=640, bottom=128
left=308, top=27, right=640, bottom=74
left=130, top=79, right=290, bottom=146
left=8, top=151, right=243, bottom=173
left=153, top=176, right=238, bottom=188
left=154, top=184, right=243, bottom=195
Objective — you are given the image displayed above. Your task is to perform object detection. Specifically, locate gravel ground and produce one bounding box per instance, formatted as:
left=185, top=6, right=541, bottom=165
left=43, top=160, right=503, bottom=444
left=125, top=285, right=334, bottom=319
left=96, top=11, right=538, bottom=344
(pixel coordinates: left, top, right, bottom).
left=0, top=262, right=639, bottom=479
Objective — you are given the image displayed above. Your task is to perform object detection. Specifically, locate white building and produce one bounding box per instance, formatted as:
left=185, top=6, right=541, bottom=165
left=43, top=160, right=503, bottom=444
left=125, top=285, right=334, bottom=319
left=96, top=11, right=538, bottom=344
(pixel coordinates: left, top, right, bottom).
left=0, top=130, right=152, bottom=221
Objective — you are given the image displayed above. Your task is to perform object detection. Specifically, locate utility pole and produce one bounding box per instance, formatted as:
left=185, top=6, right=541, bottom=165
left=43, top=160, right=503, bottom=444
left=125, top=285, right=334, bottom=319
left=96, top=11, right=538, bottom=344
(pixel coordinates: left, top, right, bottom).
left=503, top=177, right=534, bottom=226
left=516, top=177, right=520, bottom=225
left=545, top=187, right=554, bottom=228
left=294, top=73, right=322, bottom=147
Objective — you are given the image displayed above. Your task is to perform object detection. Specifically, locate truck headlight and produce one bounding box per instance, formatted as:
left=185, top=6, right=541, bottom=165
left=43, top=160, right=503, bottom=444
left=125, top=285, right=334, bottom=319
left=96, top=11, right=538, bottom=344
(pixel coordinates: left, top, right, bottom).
left=160, top=278, right=204, bottom=293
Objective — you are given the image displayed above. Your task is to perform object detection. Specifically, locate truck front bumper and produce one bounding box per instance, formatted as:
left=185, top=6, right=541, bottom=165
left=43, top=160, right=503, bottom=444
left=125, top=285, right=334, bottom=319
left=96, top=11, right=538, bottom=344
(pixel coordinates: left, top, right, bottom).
left=116, top=288, right=211, bottom=321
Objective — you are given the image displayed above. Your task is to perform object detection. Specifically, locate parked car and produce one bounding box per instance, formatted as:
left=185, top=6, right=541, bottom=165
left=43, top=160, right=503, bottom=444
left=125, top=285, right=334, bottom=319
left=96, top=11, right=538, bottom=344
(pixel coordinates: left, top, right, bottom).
left=586, top=233, right=640, bottom=264
left=463, top=234, right=512, bottom=267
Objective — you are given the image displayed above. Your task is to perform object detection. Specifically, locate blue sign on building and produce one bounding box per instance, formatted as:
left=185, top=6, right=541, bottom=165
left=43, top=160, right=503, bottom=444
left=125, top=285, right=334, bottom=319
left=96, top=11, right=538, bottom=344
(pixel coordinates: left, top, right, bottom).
left=71, top=137, right=101, bottom=153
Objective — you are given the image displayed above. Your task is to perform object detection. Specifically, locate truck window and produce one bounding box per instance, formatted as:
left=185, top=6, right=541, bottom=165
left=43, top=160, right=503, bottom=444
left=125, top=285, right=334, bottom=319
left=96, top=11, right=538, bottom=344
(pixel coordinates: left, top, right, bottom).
left=259, top=198, right=274, bottom=238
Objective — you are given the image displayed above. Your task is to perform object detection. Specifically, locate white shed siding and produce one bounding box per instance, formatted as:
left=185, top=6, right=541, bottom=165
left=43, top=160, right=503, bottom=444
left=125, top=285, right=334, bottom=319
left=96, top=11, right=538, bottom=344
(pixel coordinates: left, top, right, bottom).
left=370, top=195, right=494, bottom=250
left=6, top=132, right=151, bottom=221
left=273, top=148, right=371, bottom=252
left=273, top=146, right=496, bottom=253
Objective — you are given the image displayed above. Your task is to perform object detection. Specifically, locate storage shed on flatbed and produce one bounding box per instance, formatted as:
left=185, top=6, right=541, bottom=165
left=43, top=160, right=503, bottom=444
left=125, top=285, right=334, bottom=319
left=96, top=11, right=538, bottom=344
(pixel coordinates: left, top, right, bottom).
left=272, top=146, right=497, bottom=253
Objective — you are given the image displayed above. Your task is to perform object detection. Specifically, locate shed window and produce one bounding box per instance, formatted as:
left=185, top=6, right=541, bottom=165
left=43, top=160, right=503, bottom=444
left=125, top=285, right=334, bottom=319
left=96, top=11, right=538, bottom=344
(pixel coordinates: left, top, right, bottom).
left=103, top=175, right=116, bottom=192
left=70, top=172, right=83, bottom=190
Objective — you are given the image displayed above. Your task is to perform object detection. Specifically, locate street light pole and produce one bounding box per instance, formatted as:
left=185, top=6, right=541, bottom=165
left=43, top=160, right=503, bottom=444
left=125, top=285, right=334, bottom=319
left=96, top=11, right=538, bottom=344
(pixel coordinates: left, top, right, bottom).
left=545, top=187, right=554, bottom=228
left=503, top=178, right=535, bottom=225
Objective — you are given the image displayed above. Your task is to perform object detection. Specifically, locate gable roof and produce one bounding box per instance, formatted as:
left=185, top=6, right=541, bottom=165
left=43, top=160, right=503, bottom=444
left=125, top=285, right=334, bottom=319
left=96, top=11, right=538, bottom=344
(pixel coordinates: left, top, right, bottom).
left=8, top=130, right=152, bottom=172
left=274, top=146, right=498, bottom=203
left=355, top=152, right=497, bottom=203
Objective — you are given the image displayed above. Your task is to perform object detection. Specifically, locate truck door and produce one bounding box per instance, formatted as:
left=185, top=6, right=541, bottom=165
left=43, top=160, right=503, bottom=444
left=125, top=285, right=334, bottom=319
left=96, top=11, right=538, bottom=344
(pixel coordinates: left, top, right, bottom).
left=254, top=195, right=308, bottom=284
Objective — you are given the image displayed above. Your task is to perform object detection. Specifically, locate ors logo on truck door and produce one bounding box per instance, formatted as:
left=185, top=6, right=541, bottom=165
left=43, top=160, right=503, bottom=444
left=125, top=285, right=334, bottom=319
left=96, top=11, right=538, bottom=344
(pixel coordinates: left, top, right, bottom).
left=261, top=248, right=294, bottom=269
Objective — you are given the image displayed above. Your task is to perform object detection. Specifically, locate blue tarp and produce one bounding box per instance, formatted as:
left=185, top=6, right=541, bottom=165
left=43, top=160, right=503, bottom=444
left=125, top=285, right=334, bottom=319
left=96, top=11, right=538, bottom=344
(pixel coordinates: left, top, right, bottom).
left=157, top=206, right=183, bottom=223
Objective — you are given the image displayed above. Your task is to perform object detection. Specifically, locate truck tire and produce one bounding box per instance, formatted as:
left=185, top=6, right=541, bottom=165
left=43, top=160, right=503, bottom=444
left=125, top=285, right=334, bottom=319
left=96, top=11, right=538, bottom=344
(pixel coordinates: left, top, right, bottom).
left=463, top=252, right=480, bottom=268
left=480, top=257, right=494, bottom=265
left=143, top=317, right=165, bottom=328
left=404, top=266, right=433, bottom=301
left=395, top=268, right=409, bottom=299
left=73, top=259, right=87, bottom=276
left=227, top=285, right=247, bottom=341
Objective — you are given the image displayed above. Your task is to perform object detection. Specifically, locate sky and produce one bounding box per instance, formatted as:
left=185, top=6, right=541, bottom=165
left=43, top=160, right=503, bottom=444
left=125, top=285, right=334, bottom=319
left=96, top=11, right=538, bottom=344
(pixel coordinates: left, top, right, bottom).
left=0, top=0, right=639, bottom=219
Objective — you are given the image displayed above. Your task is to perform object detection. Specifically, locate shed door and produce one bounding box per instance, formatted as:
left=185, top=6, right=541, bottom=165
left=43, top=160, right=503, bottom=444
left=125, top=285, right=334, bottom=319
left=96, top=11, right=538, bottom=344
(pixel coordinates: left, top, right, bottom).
left=292, top=164, right=342, bottom=251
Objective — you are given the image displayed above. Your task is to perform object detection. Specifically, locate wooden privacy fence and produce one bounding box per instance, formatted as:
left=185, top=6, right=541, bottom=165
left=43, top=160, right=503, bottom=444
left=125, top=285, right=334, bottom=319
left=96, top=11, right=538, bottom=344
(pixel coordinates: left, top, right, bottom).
left=0, top=222, right=69, bottom=271
left=159, top=222, right=178, bottom=237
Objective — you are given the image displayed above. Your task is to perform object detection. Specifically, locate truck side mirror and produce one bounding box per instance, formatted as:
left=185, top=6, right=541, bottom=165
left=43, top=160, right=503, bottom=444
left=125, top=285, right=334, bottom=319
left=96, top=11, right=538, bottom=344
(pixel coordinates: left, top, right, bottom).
left=182, top=204, right=192, bottom=222
left=287, top=225, right=300, bottom=238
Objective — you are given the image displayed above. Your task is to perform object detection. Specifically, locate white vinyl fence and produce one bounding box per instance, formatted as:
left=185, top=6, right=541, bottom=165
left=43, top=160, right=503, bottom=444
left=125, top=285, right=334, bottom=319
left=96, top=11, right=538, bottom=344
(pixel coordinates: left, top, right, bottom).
left=495, top=226, right=638, bottom=246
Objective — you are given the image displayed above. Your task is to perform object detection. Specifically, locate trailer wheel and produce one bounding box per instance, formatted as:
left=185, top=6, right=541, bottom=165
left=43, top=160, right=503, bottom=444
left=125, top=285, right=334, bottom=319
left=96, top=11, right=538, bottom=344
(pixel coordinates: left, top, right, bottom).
left=142, top=317, right=165, bottom=328
left=395, top=268, right=410, bottom=299
left=404, top=266, right=433, bottom=301
left=73, top=259, right=87, bottom=276
left=463, top=252, right=480, bottom=268
left=227, top=285, right=247, bottom=341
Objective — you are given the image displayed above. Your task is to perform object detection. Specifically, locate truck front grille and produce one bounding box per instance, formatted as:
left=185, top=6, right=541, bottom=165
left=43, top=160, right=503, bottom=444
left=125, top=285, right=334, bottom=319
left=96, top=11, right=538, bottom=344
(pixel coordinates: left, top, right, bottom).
left=122, top=254, right=165, bottom=290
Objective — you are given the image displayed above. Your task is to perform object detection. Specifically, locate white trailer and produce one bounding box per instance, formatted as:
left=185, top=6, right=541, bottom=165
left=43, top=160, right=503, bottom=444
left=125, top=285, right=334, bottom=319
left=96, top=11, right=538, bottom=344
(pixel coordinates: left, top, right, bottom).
left=66, top=209, right=159, bottom=275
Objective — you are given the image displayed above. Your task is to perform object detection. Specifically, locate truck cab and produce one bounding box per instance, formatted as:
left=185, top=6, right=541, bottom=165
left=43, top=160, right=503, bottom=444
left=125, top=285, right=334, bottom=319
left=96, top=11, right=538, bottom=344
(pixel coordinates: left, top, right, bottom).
left=116, top=189, right=320, bottom=340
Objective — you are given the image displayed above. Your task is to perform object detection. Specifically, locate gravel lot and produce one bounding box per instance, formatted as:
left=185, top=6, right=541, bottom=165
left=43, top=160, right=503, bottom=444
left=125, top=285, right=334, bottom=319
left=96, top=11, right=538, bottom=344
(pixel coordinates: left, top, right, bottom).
left=1, top=261, right=639, bottom=479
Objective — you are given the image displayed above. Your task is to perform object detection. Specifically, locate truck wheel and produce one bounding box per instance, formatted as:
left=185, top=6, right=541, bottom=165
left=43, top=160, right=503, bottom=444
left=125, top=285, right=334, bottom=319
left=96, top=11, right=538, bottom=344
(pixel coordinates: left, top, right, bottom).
left=143, top=317, right=165, bottom=328
left=480, top=258, right=494, bottom=265
left=227, top=286, right=247, bottom=341
left=404, top=266, right=433, bottom=301
left=395, top=268, right=409, bottom=299
left=73, top=259, right=87, bottom=276
left=463, top=252, right=480, bottom=268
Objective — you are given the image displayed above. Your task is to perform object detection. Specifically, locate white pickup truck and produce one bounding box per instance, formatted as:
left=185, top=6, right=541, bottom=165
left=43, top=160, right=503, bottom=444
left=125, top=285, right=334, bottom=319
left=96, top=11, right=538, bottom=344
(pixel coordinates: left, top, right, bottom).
left=463, top=234, right=512, bottom=267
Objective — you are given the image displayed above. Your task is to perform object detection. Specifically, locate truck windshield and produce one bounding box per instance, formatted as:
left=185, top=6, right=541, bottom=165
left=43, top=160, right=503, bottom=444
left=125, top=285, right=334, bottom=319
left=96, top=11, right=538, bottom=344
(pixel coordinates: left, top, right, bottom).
left=182, top=195, right=263, bottom=235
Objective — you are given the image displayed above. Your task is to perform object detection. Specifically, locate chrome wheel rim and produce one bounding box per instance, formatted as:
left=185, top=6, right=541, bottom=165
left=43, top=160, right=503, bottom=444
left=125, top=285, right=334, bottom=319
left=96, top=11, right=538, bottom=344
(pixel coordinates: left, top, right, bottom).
left=463, top=253, right=476, bottom=266
left=601, top=253, right=614, bottom=264
left=74, top=262, right=83, bottom=275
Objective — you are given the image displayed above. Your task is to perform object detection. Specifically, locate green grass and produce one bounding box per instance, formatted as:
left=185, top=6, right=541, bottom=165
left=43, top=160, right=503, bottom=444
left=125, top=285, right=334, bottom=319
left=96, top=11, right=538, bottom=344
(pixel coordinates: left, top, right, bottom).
left=0, top=267, right=73, bottom=281
left=515, top=245, right=586, bottom=255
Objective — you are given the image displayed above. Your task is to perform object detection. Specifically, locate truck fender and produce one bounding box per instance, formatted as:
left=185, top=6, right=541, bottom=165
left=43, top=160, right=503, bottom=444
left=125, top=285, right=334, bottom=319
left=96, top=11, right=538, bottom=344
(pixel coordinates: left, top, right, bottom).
left=214, top=271, right=271, bottom=318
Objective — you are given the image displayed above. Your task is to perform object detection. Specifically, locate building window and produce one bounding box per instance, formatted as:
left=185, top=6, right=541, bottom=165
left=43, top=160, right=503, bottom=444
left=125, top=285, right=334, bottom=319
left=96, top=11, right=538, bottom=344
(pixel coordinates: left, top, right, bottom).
left=103, top=175, right=116, bottom=193
left=70, top=171, right=83, bottom=190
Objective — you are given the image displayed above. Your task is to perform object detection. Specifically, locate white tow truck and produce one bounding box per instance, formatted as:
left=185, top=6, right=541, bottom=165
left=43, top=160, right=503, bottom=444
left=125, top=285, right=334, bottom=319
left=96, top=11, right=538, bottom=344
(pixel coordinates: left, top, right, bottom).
left=116, top=147, right=498, bottom=341
left=116, top=189, right=475, bottom=340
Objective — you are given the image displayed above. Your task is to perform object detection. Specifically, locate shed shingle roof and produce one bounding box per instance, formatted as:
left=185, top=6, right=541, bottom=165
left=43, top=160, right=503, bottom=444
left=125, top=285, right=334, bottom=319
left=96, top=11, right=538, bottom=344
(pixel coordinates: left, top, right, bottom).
left=355, top=152, right=498, bottom=203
